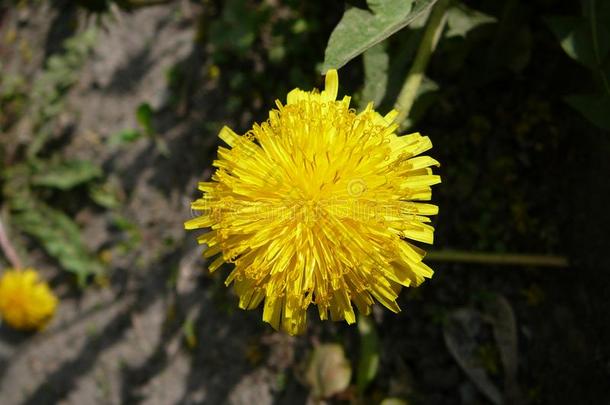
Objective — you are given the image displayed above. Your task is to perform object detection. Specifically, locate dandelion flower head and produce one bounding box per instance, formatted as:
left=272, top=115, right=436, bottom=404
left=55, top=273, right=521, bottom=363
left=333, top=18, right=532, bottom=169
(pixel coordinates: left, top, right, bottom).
left=0, top=268, right=58, bottom=331
left=186, top=69, right=440, bottom=335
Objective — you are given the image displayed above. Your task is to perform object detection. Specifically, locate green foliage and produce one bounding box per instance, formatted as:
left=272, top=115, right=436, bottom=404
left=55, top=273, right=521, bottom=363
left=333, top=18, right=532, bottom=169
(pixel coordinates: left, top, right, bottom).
left=108, top=129, right=143, bottom=145
left=445, top=3, right=496, bottom=38
left=1, top=27, right=104, bottom=287
left=182, top=318, right=198, bottom=350
left=565, top=93, right=610, bottom=130
left=110, top=214, right=142, bottom=253
left=208, top=0, right=269, bottom=55
left=203, top=0, right=330, bottom=130
left=89, top=178, right=123, bottom=209
left=362, top=42, right=389, bottom=108
left=546, top=0, right=610, bottom=130
left=547, top=16, right=599, bottom=67
left=136, top=102, right=155, bottom=137
left=2, top=159, right=105, bottom=287
left=27, top=28, right=97, bottom=158
left=31, top=160, right=102, bottom=190
left=356, top=315, right=380, bottom=395
left=108, top=103, right=168, bottom=154
left=321, top=0, right=438, bottom=71
left=545, top=13, right=610, bottom=70
left=343, top=0, right=496, bottom=121
left=11, top=200, right=104, bottom=287
left=0, top=72, right=27, bottom=133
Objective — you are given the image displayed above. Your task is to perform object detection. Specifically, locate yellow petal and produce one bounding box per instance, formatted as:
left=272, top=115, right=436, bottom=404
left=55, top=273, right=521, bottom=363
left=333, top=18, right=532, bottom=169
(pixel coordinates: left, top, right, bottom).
left=321, top=69, right=339, bottom=101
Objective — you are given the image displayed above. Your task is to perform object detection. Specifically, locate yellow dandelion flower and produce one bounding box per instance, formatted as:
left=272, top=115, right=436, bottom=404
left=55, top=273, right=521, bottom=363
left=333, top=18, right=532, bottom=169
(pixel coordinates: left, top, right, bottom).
left=186, top=69, right=440, bottom=335
left=0, top=268, right=58, bottom=331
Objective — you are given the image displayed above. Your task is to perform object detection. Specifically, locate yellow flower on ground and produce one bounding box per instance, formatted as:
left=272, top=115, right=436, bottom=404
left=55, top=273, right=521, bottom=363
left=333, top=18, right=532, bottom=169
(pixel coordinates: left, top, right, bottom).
left=186, top=69, right=440, bottom=335
left=0, top=268, right=58, bottom=331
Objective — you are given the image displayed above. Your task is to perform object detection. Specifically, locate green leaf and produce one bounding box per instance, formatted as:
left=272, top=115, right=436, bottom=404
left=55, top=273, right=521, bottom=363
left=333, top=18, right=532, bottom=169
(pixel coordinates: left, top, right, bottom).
left=356, top=315, right=380, bottom=394
left=445, top=3, right=496, bottom=38
left=11, top=200, right=104, bottom=287
left=484, top=295, right=520, bottom=403
left=108, top=129, right=142, bottom=145
left=545, top=16, right=601, bottom=68
left=565, top=93, right=610, bottom=130
left=208, top=0, right=264, bottom=54
left=322, top=0, right=438, bottom=71
left=182, top=318, right=198, bottom=350
left=136, top=102, right=154, bottom=136
left=545, top=0, right=610, bottom=70
left=362, top=42, right=389, bottom=108
left=443, top=309, right=503, bottom=405
left=26, top=28, right=97, bottom=158
left=89, top=179, right=122, bottom=209
left=546, top=3, right=610, bottom=114
left=32, top=160, right=102, bottom=190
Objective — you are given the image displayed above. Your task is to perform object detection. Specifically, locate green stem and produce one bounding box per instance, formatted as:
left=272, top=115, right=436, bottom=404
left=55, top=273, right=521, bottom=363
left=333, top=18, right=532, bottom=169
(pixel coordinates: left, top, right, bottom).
left=394, top=0, right=450, bottom=127
left=426, top=250, right=569, bottom=267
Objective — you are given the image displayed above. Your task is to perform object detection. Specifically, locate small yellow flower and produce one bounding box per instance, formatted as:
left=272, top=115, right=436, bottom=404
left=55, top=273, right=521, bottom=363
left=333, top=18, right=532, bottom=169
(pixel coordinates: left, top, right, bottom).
left=186, top=69, right=440, bottom=335
left=0, top=268, right=58, bottom=331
